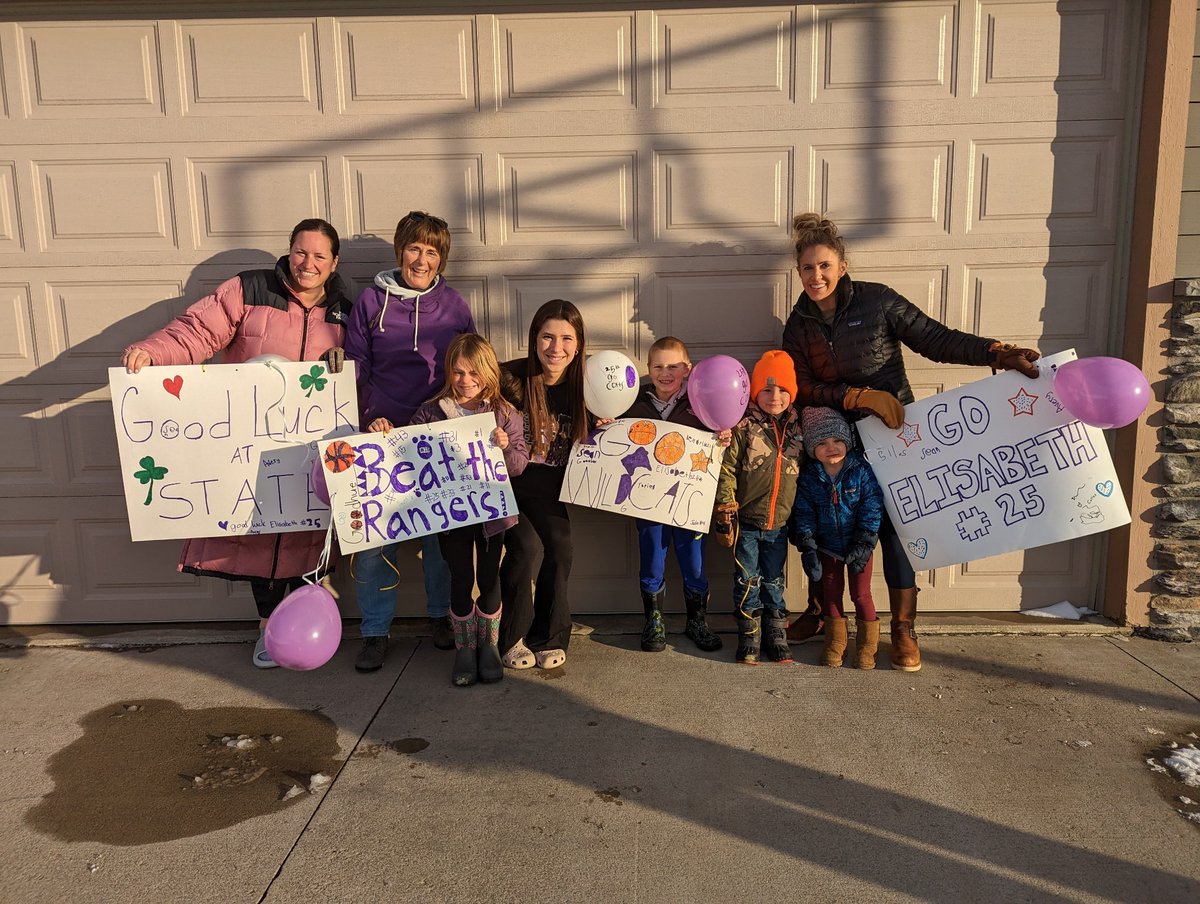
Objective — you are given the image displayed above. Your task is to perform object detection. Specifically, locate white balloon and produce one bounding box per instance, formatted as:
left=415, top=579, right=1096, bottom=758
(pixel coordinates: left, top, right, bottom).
left=246, top=353, right=292, bottom=364
left=583, top=350, right=640, bottom=419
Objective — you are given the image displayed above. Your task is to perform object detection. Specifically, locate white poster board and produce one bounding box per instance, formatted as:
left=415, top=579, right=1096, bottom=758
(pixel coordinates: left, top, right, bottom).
left=109, top=361, right=358, bottom=541
left=559, top=418, right=721, bottom=531
left=320, top=413, right=518, bottom=553
left=854, top=349, right=1131, bottom=570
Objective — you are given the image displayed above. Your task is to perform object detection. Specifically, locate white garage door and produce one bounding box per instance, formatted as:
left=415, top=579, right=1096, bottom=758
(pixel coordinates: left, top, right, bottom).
left=0, top=2, right=1138, bottom=623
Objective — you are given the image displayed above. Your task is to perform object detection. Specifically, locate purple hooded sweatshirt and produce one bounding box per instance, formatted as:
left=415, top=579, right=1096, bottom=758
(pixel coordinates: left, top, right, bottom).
left=345, top=269, right=476, bottom=429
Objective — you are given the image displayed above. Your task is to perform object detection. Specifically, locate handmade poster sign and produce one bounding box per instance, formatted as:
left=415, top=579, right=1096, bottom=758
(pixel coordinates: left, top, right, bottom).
left=855, top=349, right=1131, bottom=571
left=559, top=418, right=721, bottom=531
left=320, top=413, right=517, bottom=553
left=109, top=361, right=358, bottom=541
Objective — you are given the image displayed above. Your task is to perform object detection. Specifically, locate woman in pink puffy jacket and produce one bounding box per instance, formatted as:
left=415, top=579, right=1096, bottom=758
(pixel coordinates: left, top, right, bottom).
left=121, top=218, right=354, bottom=668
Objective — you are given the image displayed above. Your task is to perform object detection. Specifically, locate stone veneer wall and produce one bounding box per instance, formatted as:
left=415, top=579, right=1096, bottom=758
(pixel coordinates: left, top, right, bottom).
left=1149, top=278, right=1200, bottom=640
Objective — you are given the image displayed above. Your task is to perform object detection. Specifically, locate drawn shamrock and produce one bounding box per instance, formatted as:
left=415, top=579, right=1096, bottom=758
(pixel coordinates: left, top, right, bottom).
left=133, top=456, right=169, bottom=506
left=299, top=365, right=327, bottom=398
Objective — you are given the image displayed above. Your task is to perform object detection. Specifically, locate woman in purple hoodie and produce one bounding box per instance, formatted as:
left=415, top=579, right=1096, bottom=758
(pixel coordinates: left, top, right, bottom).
left=343, top=211, right=476, bottom=672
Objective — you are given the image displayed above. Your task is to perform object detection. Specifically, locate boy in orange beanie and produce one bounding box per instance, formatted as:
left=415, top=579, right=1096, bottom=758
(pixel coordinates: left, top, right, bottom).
left=715, top=350, right=804, bottom=664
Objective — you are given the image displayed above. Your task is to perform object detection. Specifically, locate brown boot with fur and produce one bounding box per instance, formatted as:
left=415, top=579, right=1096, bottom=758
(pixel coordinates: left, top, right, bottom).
left=889, top=587, right=921, bottom=672
left=820, top=617, right=848, bottom=667
left=854, top=618, right=879, bottom=670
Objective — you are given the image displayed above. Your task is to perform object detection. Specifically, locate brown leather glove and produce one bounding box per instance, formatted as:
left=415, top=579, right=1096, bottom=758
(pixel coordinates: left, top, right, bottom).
left=713, top=501, right=738, bottom=548
left=989, top=342, right=1040, bottom=378
left=843, top=386, right=904, bottom=429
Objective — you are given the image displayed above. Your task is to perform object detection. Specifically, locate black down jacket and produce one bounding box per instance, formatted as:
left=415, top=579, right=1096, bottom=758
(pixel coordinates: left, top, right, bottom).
left=781, top=276, right=997, bottom=412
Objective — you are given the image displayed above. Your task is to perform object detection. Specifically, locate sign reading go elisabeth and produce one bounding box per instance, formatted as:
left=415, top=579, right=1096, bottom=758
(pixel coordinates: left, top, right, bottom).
left=108, top=361, right=357, bottom=541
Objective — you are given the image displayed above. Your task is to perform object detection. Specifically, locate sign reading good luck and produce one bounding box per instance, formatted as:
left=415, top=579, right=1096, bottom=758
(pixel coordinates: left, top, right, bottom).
left=559, top=418, right=721, bottom=531
left=320, top=413, right=517, bottom=553
left=855, top=349, right=1131, bottom=571
left=108, top=361, right=358, bottom=541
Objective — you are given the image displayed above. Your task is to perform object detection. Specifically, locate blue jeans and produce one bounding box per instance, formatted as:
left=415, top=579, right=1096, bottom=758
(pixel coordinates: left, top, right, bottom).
left=355, top=533, right=451, bottom=637
left=636, top=519, right=708, bottom=596
left=733, top=525, right=788, bottom=616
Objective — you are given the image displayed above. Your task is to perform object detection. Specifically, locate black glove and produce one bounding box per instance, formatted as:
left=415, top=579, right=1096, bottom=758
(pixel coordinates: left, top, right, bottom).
left=797, top=533, right=822, bottom=583
left=322, top=346, right=345, bottom=374
left=844, top=530, right=877, bottom=575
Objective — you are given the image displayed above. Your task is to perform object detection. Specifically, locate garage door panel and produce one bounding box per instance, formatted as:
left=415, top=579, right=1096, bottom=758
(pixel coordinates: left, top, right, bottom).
left=816, top=2, right=957, bottom=100
left=506, top=272, right=639, bottom=356
left=54, top=391, right=122, bottom=491
left=968, top=135, right=1119, bottom=240
left=187, top=156, right=329, bottom=250
left=0, top=514, right=76, bottom=619
left=811, top=140, right=952, bottom=237
left=496, top=13, right=633, bottom=110
left=178, top=20, right=320, bottom=115
left=851, top=265, right=948, bottom=325
left=336, top=17, right=478, bottom=115
left=0, top=282, right=36, bottom=377
left=345, top=154, right=484, bottom=251
left=500, top=151, right=635, bottom=244
left=652, top=8, right=795, bottom=107
left=656, top=147, right=790, bottom=240
left=973, top=1, right=1125, bottom=99
left=32, top=158, right=176, bottom=252
left=0, top=397, right=51, bottom=487
left=0, top=162, right=22, bottom=252
left=18, top=21, right=165, bottom=118
left=654, top=270, right=788, bottom=355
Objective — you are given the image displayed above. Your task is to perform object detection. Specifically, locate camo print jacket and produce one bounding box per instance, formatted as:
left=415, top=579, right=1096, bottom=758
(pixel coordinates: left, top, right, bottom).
left=716, top=402, right=804, bottom=532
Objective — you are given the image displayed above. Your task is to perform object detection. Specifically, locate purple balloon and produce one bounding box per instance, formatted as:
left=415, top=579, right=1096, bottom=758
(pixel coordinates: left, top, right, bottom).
left=264, top=584, right=342, bottom=670
left=1053, top=356, right=1150, bottom=429
left=310, top=456, right=330, bottom=505
left=688, top=355, right=751, bottom=431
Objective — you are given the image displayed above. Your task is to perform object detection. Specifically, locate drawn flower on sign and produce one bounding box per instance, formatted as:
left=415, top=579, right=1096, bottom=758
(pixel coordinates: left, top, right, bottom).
left=133, top=456, right=169, bottom=506
left=299, top=365, right=327, bottom=398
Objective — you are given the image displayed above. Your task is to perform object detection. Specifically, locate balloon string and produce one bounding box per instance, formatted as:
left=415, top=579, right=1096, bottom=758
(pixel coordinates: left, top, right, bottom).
left=304, top=521, right=336, bottom=586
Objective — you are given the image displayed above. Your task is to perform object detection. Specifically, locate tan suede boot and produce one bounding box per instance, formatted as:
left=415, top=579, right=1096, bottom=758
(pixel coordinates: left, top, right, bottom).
left=889, top=587, right=921, bottom=672
left=820, top=617, right=848, bottom=667
left=854, top=618, right=879, bottom=670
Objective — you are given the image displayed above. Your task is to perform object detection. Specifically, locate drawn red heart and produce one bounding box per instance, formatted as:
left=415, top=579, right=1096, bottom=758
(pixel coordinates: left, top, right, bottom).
left=163, top=376, right=183, bottom=399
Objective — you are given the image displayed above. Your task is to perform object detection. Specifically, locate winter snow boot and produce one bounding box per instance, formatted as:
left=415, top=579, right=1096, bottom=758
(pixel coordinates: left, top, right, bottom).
left=854, top=618, right=880, bottom=670
left=476, top=605, right=504, bottom=683
left=640, top=587, right=667, bottom=652
left=889, top=587, right=921, bottom=672
left=734, top=608, right=762, bottom=664
left=451, top=610, right=479, bottom=687
left=820, top=617, right=848, bottom=667
left=786, top=583, right=825, bottom=643
left=683, top=589, right=722, bottom=651
left=762, top=610, right=793, bottom=663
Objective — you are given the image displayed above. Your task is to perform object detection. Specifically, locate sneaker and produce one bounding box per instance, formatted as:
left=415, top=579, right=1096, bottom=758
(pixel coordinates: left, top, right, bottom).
left=355, top=635, right=388, bottom=672
left=430, top=616, right=455, bottom=650
left=253, top=631, right=279, bottom=669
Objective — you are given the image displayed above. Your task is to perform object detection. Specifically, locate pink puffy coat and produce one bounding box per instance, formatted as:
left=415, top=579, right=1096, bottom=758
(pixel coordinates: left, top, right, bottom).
left=125, top=258, right=354, bottom=582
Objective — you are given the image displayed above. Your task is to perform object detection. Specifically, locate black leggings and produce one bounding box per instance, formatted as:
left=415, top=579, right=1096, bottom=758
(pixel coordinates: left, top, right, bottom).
left=499, top=464, right=573, bottom=654
left=250, top=577, right=306, bottom=619
left=877, top=510, right=916, bottom=590
left=439, top=524, right=504, bottom=618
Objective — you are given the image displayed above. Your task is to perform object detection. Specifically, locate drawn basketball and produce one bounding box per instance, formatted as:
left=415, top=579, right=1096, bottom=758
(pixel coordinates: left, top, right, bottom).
left=323, top=440, right=355, bottom=473
left=654, top=431, right=686, bottom=465
left=627, top=419, right=657, bottom=446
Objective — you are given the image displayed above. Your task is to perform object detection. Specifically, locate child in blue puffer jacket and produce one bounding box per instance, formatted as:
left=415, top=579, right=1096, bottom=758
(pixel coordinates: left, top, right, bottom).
left=789, top=407, right=884, bottom=669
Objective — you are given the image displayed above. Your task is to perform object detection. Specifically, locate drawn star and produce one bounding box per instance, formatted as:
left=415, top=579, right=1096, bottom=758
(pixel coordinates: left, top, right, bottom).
left=614, top=446, right=651, bottom=504
left=896, top=422, right=922, bottom=447
left=1008, top=387, right=1038, bottom=416
left=690, top=450, right=712, bottom=472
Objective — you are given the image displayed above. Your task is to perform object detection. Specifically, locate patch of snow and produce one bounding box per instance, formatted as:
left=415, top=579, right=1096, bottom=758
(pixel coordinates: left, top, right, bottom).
left=281, top=785, right=305, bottom=801
left=1146, top=727, right=1166, bottom=736
left=1164, top=745, right=1200, bottom=788
left=308, top=773, right=332, bottom=793
left=1022, top=601, right=1084, bottom=620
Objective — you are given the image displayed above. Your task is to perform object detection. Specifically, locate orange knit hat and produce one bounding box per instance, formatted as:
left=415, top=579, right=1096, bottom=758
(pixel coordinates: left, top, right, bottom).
left=750, top=350, right=798, bottom=401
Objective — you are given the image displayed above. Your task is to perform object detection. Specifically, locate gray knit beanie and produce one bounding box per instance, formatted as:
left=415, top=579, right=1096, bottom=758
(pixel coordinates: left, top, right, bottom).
left=801, top=406, right=853, bottom=457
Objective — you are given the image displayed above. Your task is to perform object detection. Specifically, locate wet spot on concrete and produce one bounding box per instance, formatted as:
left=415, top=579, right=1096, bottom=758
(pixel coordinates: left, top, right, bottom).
left=25, top=699, right=341, bottom=846
left=353, top=737, right=429, bottom=758
left=595, top=787, right=623, bottom=806
left=539, top=668, right=566, bottom=680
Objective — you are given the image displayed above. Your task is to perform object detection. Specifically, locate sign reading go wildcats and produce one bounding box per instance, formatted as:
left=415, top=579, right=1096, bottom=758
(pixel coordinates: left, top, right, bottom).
left=855, top=350, right=1130, bottom=571
left=320, top=413, right=518, bottom=553
left=559, top=418, right=721, bottom=531
left=108, top=361, right=357, bottom=541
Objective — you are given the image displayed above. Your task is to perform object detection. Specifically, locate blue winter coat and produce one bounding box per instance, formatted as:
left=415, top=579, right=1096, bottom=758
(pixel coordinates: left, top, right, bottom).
left=788, top=450, right=883, bottom=557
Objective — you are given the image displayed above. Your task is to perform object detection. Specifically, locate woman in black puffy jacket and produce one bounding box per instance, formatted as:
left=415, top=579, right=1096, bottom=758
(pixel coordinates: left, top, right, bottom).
left=781, top=213, right=1040, bottom=672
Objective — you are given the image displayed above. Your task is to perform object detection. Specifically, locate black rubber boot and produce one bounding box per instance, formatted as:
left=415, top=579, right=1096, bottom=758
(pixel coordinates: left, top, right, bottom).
left=640, top=587, right=667, bottom=652
left=683, top=589, right=723, bottom=651
left=763, top=609, right=793, bottom=663
left=734, top=608, right=762, bottom=664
